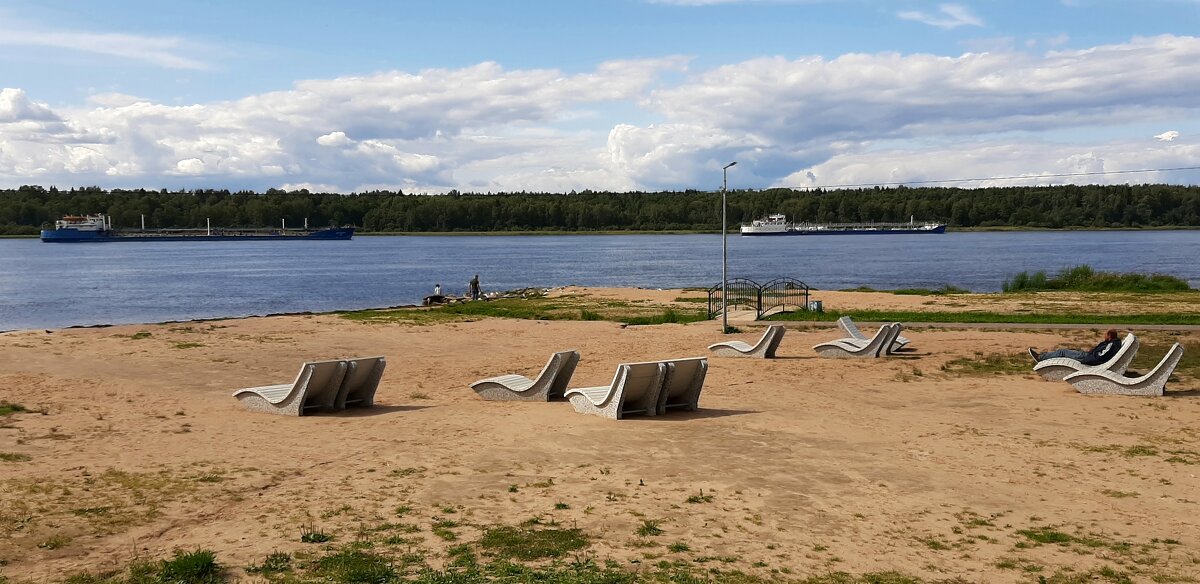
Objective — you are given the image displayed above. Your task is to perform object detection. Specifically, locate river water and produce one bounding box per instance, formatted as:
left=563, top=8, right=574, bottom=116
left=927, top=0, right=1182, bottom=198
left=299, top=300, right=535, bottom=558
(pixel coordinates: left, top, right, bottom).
left=1, top=231, right=1197, bottom=331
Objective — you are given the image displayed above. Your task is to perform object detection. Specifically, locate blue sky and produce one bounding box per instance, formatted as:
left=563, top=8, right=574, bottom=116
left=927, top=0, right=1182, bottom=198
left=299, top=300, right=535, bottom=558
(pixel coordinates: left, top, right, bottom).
left=1, top=0, right=1199, bottom=193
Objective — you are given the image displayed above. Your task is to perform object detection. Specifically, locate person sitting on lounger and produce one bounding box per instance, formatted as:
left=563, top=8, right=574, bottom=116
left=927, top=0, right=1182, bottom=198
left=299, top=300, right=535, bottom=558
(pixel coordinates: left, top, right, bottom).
left=1029, top=329, right=1121, bottom=365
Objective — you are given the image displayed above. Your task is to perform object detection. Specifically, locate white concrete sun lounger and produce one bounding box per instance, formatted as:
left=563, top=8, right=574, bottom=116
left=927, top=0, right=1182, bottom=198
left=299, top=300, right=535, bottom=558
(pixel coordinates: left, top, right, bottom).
left=657, top=357, right=709, bottom=414
left=565, top=361, right=666, bottom=420
left=470, top=350, right=580, bottom=401
left=813, top=323, right=900, bottom=358
left=232, top=359, right=348, bottom=416
left=1064, top=342, right=1184, bottom=397
left=838, top=316, right=910, bottom=351
left=1034, top=334, right=1139, bottom=381
left=708, top=325, right=786, bottom=358
left=335, top=356, right=387, bottom=409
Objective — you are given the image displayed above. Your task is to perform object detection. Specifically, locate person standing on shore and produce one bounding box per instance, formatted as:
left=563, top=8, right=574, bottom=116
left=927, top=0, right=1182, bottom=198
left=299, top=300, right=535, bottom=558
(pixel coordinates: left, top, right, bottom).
left=434, top=283, right=441, bottom=296
left=469, top=275, right=481, bottom=300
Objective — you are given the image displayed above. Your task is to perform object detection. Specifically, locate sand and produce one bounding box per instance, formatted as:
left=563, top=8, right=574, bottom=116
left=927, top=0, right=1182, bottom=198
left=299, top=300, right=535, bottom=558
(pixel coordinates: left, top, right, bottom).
left=1, top=289, right=1198, bottom=582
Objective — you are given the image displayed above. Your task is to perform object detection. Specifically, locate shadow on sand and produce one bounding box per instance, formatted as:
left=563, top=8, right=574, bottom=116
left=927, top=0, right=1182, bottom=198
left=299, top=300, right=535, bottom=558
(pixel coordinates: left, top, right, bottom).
left=642, top=408, right=758, bottom=421
left=329, top=404, right=435, bottom=417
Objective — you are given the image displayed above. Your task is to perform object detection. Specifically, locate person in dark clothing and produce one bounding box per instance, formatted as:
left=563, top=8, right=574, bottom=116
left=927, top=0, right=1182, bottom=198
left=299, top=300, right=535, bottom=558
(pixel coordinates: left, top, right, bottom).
left=1029, top=329, right=1121, bottom=365
left=469, top=275, right=481, bottom=301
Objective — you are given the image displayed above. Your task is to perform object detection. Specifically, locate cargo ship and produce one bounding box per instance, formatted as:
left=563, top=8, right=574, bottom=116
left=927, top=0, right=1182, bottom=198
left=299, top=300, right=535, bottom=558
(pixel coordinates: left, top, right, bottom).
left=40, top=214, right=354, bottom=242
left=740, top=214, right=946, bottom=236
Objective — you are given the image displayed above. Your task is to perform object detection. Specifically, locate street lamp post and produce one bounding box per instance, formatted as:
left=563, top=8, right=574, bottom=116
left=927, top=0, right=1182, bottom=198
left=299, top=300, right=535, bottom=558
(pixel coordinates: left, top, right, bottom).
left=721, top=161, right=737, bottom=333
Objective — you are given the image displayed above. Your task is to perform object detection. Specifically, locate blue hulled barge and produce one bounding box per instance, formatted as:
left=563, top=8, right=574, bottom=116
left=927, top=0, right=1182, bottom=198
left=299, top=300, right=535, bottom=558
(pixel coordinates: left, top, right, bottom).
left=41, top=215, right=354, bottom=242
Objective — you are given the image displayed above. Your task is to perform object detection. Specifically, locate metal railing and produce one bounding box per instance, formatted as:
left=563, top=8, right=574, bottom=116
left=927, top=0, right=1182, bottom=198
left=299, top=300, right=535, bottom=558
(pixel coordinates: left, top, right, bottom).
left=707, top=277, right=812, bottom=320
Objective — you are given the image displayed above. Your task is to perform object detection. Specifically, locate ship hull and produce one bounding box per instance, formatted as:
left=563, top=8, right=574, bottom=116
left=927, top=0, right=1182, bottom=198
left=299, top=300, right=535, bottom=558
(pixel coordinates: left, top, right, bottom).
left=741, top=225, right=946, bottom=236
left=41, top=228, right=355, bottom=242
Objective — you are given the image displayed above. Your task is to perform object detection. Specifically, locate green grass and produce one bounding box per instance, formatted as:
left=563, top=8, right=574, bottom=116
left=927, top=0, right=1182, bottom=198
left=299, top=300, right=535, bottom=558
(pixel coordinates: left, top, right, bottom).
left=300, top=523, right=333, bottom=543
left=245, top=551, right=292, bottom=575
left=636, top=520, right=664, bottom=537
left=340, top=295, right=706, bottom=326
left=311, top=548, right=398, bottom=582
left=1018, top=527, right=1073, bottom=545
left=1003, top=265, right=1192, bottom=293
left=766, top=308, right=1200, bottom=326
left=431, top=519, right=459, bottom=541
left=891, top=285, right=971, bottom=296
left=0, top=402, right=27, bottom=416
left=53, top=542, right=1175, bottom=584
left=478, top=526, right=588, bottom=560
left=65, top=549, right=222, bottom=584
left=158, top=549, right=222, bottom=584
left=623, top=308, right=707, bottom=326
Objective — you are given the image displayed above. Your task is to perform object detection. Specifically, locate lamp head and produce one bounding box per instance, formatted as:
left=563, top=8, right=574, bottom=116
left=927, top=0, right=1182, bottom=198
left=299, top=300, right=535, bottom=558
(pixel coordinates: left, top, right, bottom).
left=724, top=161, right=737, bottom=169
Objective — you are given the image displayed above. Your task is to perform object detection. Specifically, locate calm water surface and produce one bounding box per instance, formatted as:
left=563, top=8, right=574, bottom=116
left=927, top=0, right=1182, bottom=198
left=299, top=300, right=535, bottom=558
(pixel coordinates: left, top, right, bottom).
left=1, top=231, right=1197, bottom=331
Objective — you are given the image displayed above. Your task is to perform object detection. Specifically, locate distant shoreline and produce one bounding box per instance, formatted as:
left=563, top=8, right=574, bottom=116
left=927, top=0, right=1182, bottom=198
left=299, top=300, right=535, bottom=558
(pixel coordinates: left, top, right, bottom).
left=8, top=226, right=1198, bottom=239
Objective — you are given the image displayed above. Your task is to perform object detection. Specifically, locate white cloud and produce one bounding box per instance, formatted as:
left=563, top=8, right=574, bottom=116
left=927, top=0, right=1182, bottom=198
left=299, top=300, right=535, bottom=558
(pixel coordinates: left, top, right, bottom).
left=174, top=158, right=206, bottom=175
left=1155, top=130, right=1180, bottom=141
left=776, top=138, right=1200, bottom=189
left=316, top=131, right=353, bottom=147
left=3, top=37, right=1200, bottom=193
left=86, top=93, right=150, bottom=108
left=0, top=88, right=60, bottom=123
left=0, top=58, right=687, bottom=192
left=897, top=4, right=984, bottom=30
left=0, top=26, right=211, bottom=70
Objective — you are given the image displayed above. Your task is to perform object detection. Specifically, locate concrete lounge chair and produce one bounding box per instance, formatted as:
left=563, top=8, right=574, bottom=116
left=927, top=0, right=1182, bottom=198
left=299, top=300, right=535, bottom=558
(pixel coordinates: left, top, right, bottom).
left=657, top=357, right=709, bottom=414
left=565, top=361, right=666, bottom=419
left=470, top=350, right=580, bottom=401
left=1064, top=343, right=1184, bottom=397
left=335, top=356, right=387, bottom=409
left=812, top=323, right=898, bottom=358
left=232, top=359, right=348, bottom=416
left=1034, top=333, right=1139, bottom=381
left=708, top=325, right=786, bottom=358
left=837, top=316, right=910, bottom=351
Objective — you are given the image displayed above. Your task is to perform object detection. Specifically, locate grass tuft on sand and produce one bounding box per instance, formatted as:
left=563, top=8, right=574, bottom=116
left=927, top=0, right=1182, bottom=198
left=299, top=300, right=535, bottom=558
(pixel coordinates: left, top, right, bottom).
left=1003, top=265, right=1192, bottom=293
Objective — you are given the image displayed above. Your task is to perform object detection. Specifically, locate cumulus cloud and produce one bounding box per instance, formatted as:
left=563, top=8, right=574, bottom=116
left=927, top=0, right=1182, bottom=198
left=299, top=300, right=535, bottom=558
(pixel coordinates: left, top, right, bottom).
left=1155, top=130, right=1180, bottom=141
left=0, top=88, right=60, bottom=123
left=897, top=4, right=984, bottom=29
left=316, top=131, right=353, bottom=147
left=607, top=34, right=1200, bottom=187
left=776, top=138, right=1200, bottom=189
left=3, top=36, right=1200, bottom=193
left=0, top=58, right=687, bottom=192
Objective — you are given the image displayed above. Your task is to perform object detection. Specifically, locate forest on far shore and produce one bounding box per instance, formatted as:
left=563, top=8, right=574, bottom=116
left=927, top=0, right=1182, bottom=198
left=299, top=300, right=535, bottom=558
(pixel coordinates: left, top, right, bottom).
left=2, top=183, right=1198, bottom=235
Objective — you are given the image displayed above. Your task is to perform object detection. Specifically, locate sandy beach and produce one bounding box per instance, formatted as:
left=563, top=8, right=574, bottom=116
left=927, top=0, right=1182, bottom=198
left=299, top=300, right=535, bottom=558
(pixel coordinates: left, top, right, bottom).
left=1, top=288, right=1198, bottom=582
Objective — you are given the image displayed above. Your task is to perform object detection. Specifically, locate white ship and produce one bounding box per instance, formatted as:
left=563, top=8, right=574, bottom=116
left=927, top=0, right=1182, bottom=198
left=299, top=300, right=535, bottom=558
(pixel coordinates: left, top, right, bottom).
left=739, top=214, right=790, bottom=235
left=740, top=214, right=947, bottom=236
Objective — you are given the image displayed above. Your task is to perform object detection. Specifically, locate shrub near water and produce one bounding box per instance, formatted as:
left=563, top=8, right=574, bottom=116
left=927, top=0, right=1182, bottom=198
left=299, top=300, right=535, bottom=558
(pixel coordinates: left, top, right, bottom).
left=1002, top=265, right=1192, bottom=293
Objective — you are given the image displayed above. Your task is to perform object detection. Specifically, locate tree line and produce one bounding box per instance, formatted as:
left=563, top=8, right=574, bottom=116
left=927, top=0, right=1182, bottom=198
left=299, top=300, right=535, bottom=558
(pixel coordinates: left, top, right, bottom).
left=2, top=183, right=1198, bottom=235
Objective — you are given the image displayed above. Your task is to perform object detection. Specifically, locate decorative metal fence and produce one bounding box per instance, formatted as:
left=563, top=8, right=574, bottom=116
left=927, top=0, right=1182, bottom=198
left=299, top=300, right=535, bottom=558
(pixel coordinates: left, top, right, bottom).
left=759, top=277, right=811, bottom=318
left=707, top=277, right=812, bottom=320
